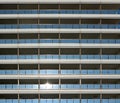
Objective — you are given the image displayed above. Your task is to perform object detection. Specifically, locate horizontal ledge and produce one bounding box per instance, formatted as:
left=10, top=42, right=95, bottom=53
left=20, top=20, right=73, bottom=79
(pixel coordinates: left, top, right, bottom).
left=0, top=14, right=120, bottom=19
left=0, top=75, right=119, bottom=79
left=0, top=89, right=119, bottom=94
left=0, top=29, right=120, bottom=33
left=0, top=59, right=119, bottom=64
left=0, top=44, right=119, bottom=48
left=0, top=0, right=120, bottom=4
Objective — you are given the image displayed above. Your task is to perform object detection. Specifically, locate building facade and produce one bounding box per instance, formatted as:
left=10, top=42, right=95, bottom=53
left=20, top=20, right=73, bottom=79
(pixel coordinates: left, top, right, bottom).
left=0, top=0, right=120, bottom=103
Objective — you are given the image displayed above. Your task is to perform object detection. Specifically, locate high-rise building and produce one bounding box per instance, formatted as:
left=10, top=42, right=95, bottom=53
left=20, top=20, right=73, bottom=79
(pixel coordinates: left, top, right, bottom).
left=0, top=0, right=120, bottom=103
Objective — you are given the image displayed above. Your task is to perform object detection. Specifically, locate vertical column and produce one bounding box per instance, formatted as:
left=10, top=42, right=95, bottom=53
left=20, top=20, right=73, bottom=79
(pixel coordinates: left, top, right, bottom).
left=100, top=94, right=102, bottom=103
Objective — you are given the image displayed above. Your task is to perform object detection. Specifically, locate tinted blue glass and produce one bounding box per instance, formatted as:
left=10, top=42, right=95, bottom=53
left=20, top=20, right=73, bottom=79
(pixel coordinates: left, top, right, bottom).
left=20, top=99, right=25, bottom=103
left=102, top=99, right=109, bottom=103
left=1, top=24, right=120, bottom=29
left=0, top=10, right=120, bottom=14
left=40, top=99, right=46, bottom=103
left=60, top=99, right=67, bottom=103
left=53, top=99, right=59, bottom=103
left=68, top=99, right=73, bottom=103
left=40, top=70, right=46, bottom=74
left=88, top=99, right=94, bottom=103
left=81, top=70, right=88, bottom=74
left=94, top=99, right=100, bottom=103
left=81, top=84, right=87, bottom=89
left=81, top=99, right=87, bottom=103
left=46, top=99, right=52, bottom=103
left=0, top=55, right=119, bottom=60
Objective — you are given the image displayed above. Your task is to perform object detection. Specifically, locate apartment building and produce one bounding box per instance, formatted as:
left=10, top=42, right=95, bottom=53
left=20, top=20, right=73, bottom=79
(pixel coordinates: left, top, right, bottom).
left=0, top=0, right=120, bottom=103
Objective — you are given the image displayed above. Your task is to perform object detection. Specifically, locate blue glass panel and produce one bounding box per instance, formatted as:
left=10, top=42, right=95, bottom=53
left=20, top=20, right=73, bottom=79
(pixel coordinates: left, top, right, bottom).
left=20, top=99, right=25, bottom=103
left=53, top=99, right=59, bottom=103
left=116, top=99, right=120, bottom=103
left=40, top=99, right=46, bottom=103
left=81, top=99, right=87, bottom=103
left=60, top=99, right=67, bottom=103
left=46, top=99, right=52, bottom=103
left=81, top=70, right=88, bottom=74
left=94, top=99, right=100, bottom=103
left=68, top=99, right=73, bottom=103
left=88, top=99, right=94, bottom=103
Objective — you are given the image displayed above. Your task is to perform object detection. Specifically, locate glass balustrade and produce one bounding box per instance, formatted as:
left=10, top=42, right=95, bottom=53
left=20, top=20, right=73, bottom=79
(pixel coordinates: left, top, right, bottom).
left=0, top=99, right=18, bottom=103
left=20, top=99, right=39, bottom=103
left=60, top=99, right=80, bottom=103
left=0, top=84, right=119, bottom=89
left=61, top=70, right=80, bottom=75
left=0, top=24, right=120, bottom=29
left=81, top=99, right=100, bottom=103
left=0, top=99, right=119, bottom=103
left=81, top=84, right=100, bottom=89
left=102, top=99, right=120, bottom=103
left=81, top=70, right=100, bottom=74
left=0, top=55, right=119, bottom=59
left=0, top=70, right=18, bottom=75
left=0, top=39, right=119, bottom=44
left=40, top=99, right=59, bottom=103
left=40, top=70, right=58, bottom=74
left=40, top=84, right=59, bottom=89
left=0, top=84, right=38, bottom=89
left=0, top=10, right=120, bottom=14
left=19, top=70, right=38, bottom=74
left=60, top=84, right=80, bottom=89
left=0, top=69, right=119, bottom=75
left=19, top=84, right=38, bottom=89
left=102, top=70, right=120, bottom=74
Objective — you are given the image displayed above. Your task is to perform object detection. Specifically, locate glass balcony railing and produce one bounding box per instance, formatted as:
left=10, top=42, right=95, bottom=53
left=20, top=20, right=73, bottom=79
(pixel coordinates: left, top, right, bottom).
left=0, top=84, right=119, bottom=89
left=81, top=70, right=100, bottom=74
left=0, top=10, right=120, bottom=14
left=102, top=70, right=120, bottom=74
left=61, top=70, right=81, bottom=75
left=0, top=24, right=120, bottom=29
left=40, top=70, right=58, bottom=74
left=0, top=55, right=119, bottom=60
left=0, top=39, right=119, bottom=44
left=0, top=99, right=120, bottom=103
left=102, top=99, right=120, bottom=103
left=0, top=69, right=119, bottom=75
